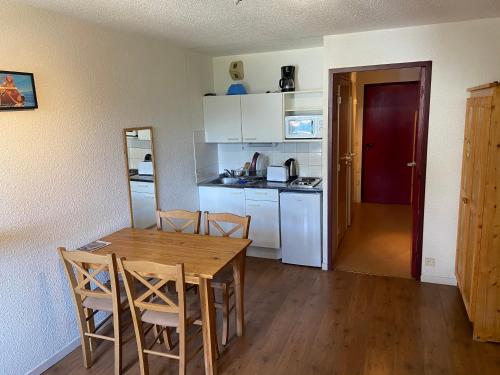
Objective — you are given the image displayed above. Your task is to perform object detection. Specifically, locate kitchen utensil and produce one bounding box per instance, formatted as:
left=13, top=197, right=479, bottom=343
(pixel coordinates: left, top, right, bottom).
left=249, top=152, right=260, bottom=176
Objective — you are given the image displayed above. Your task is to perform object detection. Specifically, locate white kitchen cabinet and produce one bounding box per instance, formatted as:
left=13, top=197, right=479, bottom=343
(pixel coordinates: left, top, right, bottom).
left=137, top=129, right=151, bottom=141
left=199, top=186, right=246, bottom=235
left=245, top=200, right=280, bottom=249
left=203, top=96, right=242, bottom=143
left=130, top=181, right=156, bottom=228
left=244, top=188, right=280, bottom=249
left=199, top=186, right=245, bottom=215
left=241, top=93, right=283, bottom=143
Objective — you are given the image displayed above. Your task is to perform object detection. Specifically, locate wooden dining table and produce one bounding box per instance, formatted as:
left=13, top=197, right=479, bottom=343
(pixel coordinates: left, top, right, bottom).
left=96, top=228, right=252, bottom=375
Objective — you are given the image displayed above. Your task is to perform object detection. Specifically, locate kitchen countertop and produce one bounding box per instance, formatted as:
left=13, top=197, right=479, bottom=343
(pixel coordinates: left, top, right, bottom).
left=198, top=177, right=322, bottom=193
left=129, top=174, right=154, bottom=183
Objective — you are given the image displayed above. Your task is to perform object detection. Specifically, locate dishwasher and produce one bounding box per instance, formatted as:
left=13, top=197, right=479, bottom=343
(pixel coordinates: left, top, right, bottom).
left=280, top=192, right=322, bottom=267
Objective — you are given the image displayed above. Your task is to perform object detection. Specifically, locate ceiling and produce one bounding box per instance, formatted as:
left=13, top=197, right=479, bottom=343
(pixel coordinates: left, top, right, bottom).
left=16, top=0, right=500, bottom=56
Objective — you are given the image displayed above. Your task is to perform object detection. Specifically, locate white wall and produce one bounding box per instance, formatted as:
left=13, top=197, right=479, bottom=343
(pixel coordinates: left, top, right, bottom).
left=218, top=142, right=323, bottom=178
left=0, top=1, right=211, bottom=374
left=323, top=17, right=500, bottom=284
left=213, top=47, right=323, bottom=94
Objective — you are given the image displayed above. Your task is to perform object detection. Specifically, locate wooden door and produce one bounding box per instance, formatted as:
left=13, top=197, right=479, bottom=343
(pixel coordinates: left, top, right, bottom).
left=336, top=76, right=352, bottom=245
left=362, top=82, right=420, bottom=204
left=455, top=95, right=492, bottom=319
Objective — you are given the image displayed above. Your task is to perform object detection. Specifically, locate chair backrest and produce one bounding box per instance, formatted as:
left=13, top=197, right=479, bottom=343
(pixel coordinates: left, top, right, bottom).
left=58, top=247, right=120, bottom=306
left=118, top=259, right=186, bottom=319
left=204, top=212, right=251, bottom=239
left=156, top=209, right=201, bottom=234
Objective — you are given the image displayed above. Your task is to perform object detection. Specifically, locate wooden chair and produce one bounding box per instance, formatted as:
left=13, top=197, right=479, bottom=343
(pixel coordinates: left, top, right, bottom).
left=58, top=248, right=125, bottom=375
left=117, top=259, right=203, bottom=375
left=156, top=209, right=201, bottom=234
left=204, top=212, right=251, bottom=346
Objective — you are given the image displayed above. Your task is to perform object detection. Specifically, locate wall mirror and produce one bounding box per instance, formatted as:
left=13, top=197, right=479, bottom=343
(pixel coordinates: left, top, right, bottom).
left=124, top=127, right=158, bottom=228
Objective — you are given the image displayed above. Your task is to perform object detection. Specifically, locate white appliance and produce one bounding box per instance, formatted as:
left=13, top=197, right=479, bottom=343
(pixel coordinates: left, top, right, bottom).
left=138, top=161, right=153, bottom=175
left=290, top=177, right=321, bottom=188
left=280, top=192, right=322, bottom=267
left=285, top=115, right=323, bottom=139
left=266, top=165, right=289, bottom=182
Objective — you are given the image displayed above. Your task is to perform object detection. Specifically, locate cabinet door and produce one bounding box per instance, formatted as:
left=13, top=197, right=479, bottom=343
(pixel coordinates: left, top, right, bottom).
left=245, top=199, right=280, bottom=248
left=199, top=187, right=245, bottom=215
left=241, top=93, right=283, bottom=142
left=137, top=129, right=151, bottom=141
left=456, top=96, right=493, bottom=319
left=203, top=96, right=242, bottom=143
left=131, top=192, right=157, bottom=228
left=199, top=187, right=246, bottom=235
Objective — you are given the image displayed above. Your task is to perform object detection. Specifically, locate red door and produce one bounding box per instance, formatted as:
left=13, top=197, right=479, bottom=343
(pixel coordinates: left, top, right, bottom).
left=361, top=82, right=420, bottom=204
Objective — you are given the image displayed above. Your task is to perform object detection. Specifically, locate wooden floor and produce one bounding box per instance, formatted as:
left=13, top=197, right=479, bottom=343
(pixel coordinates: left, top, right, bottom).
left=45, top=258, right=500, bottom=375
left=335, top=203, right=412, bottom=278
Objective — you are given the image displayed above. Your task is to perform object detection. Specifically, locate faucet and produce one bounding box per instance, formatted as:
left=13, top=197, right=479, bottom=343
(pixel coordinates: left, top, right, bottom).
left=224, top=169, right=234, bottom=177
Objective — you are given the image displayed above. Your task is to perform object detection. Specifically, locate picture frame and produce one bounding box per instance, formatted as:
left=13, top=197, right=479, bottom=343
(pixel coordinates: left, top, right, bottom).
left=0, top=70, right=38, bottom=111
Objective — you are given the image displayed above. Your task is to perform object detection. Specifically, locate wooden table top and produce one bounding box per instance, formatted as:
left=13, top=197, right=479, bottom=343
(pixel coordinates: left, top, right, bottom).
left=97, top=228, right=252, bottom=280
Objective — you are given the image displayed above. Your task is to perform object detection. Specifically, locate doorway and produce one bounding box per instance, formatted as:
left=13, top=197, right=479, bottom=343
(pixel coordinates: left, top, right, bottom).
left=327, top=62, right=432, bottom=280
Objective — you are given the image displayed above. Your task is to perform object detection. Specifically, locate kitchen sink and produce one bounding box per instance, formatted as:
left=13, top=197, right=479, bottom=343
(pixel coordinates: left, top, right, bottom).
left=209, top=177, right=264, bottom=185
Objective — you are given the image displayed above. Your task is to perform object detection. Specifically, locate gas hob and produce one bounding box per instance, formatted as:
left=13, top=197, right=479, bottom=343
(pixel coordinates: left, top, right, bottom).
left=290, top=177, right=321, bottom=188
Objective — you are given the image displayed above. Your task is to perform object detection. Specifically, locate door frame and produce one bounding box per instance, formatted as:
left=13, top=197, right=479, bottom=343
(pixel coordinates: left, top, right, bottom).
left=327, top=61, right=432, bottom=280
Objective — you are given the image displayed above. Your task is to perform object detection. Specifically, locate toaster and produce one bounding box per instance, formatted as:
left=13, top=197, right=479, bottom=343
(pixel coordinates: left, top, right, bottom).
left=267, top=165, right=289, bottom=182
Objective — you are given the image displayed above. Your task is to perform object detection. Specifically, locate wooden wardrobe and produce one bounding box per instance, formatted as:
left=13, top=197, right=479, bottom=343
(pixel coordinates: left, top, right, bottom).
left=455, top=82, right=500, bottom=343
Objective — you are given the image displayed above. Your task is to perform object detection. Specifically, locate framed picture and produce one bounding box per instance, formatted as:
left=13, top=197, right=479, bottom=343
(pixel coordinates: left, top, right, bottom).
left=0, top=70, right=38, bottom=110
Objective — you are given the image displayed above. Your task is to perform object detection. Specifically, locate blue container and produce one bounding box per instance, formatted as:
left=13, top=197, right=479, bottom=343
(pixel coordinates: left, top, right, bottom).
left=227, top=83, right=247, bottom=95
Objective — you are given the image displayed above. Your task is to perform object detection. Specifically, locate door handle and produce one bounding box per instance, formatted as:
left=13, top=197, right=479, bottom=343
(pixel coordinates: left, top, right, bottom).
left=365, top=143, right=375, bottom=150
left=407, top=161, right=417, bottom=167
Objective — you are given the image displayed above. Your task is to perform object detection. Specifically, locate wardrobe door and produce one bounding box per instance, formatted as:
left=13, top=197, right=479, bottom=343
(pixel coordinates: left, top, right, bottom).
left=473, top=91, right=498, bottom=341
left=456, top=98, right=476, bottom=314
left=458, top=96, right=492, bottom=319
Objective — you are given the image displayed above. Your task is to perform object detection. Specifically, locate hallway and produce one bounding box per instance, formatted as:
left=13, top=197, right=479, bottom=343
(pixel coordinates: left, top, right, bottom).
left=334, top=203, right=412, bottom=279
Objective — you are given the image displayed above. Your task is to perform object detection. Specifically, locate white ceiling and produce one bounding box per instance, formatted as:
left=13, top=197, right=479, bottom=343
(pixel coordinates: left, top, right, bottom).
left=16, top=0, right=500, bottom=56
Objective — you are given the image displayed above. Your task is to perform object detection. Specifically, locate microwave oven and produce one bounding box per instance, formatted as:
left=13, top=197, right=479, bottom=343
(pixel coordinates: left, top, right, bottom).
left=285, top=115, right=323, bottom=139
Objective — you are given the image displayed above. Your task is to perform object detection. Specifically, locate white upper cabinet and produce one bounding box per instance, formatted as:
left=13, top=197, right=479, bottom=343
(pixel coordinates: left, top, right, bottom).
left=203, top=96, right=242, bottom=143
left=137, top=129, right=151, bottom=141
left=241, top=93, right=283, bottom=143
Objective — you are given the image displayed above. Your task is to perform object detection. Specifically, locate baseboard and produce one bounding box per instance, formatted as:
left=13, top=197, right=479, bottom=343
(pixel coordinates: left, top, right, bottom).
left=247, top=246, right=281, bottom=260
left=421, top=274, right=457, bottom=286
left=26, top=336, right=80, bottom=375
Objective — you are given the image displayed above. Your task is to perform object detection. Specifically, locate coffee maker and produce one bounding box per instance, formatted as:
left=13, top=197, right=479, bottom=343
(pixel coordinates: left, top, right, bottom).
left=279, top=66, right=295, bottom=92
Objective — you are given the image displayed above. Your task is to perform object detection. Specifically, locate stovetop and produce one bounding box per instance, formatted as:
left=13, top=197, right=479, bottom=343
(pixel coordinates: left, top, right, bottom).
left=290, top=177, right=322, bottom=188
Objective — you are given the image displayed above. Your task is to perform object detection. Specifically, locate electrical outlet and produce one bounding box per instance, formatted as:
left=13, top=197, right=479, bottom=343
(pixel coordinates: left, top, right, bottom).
left=424, top=257, right=436, bottom=267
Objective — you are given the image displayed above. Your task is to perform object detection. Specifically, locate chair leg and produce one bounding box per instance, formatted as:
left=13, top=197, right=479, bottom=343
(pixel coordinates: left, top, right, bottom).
left=153, top=325, right=163, bottom=344
left=178, top=325, right=186, bottom=375
left=80, top=331, right=92, bottom=368
left=74, top=307, right=92, bottom=368
left=162, top=327, right=174, bottom=351
left=113, top=311, right=122, bottom=375
left=221, top=283, right=230, bottom=346
left=85, top=308, right=97, bottom=351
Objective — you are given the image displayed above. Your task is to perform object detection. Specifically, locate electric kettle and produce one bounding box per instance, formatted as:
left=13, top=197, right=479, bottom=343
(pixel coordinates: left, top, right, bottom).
left=284, top=158, right=298, bottom=179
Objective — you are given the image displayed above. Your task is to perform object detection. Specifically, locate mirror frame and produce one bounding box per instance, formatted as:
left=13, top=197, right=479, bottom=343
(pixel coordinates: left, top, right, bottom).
left=123, top=126, right=159, bottom=228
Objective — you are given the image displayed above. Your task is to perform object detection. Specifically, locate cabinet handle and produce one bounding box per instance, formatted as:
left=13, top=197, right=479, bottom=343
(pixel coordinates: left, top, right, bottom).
left=247, top=204, right=261, bottom=207
left=462, top=197, right=469, bottom=204
left=227, top=137, right=239, bottom=141
left=245, top=137, right=257, bottom=141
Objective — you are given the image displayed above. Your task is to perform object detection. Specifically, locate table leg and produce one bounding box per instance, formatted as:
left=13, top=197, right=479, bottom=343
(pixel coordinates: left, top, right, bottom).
left=232, top=250, right=246, bottom=336
left=199, top=278, right=218, bottom=375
